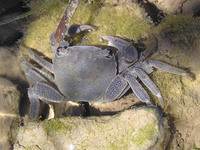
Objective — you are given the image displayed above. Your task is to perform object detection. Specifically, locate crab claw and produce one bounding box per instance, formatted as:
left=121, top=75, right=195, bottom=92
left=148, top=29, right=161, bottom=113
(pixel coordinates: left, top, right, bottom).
left=101, top=36, right=138, bottom=72
left=66, top=24, right=95, bottom=36
left=100, top=36, right=130, bottom=48
left=100, top=36, right=138, bottom=62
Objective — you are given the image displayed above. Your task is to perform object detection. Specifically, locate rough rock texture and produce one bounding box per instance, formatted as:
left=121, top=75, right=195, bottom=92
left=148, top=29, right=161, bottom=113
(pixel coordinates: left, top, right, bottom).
left=0, top=47, right=23, bottom=80
left=151, top=15, right=200, bottom=149
left=0, top=78, right=21, bottom=149
left=0, top=46, right=26, bottom=149
left=148, top=0, right=200, bottom=15
left=14, top=107, right=170, bottom=150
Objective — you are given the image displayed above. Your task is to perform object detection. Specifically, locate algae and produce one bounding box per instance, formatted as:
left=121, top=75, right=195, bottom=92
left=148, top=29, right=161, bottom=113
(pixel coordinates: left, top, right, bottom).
left=13, top=107, right=169, bottom=149
left=77, top=2, right=153, bottom=46
left=130, top=123, right=157, bottom=147
left=157, top=15, right=200, bottom=47
left=23, top=0, right=153, bottom=57
left=42, top=119, right=68, bottom=135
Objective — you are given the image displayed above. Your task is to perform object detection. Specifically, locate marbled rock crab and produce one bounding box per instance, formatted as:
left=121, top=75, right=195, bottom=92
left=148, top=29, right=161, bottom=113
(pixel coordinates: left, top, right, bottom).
left=21, top=23, right=191, bottom=119
left=20, top=0, right=193, bottom=119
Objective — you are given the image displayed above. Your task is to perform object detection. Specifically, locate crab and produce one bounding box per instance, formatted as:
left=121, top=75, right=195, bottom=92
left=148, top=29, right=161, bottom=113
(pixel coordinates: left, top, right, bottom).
left=21, top=24, right=191, bottom=119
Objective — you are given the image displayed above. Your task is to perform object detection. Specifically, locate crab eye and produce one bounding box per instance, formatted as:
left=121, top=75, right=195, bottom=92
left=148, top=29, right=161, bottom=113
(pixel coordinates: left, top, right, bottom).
left=56, top=47, right=61, bottom=55
left=102, top=49, right=113, bottom=58
left=56, top=47, right=66, bottom=56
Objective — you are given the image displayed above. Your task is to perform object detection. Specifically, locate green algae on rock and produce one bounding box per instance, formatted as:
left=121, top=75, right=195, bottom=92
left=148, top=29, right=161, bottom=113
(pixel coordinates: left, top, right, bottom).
left=13, top=107, right=170, bottom=150
left=23, top=0, right=153, bottom=58
left=146, top=15, right=200, bottom=149
left=156, top=15, right=200, bottom=47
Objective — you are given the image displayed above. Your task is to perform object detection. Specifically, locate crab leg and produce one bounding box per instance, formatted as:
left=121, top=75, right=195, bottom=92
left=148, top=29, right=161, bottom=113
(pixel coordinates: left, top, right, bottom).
left=125, top=75, right=151, bottom=105
left=20, top=60, right=50, bottom=84
left=21, top=60, right=54, bottom=119
left=26, top=49, right=53, bottom=73
left=147, top=60, right=191, bottom=79
left=21, top=59, right=54, bottom=83
left=105, top=75, right=128, bottom=101
left=117, top=85, right=130, bottom=99
left=32, top=82, right=66, bottom=103
left=133, top=68, right=164, bottom=107
left=28, top=88, right=40, bottom=119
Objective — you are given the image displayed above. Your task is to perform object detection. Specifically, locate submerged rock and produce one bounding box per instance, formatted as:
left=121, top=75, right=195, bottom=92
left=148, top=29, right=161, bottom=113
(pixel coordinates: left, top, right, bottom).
left=0, top=47, right=23, bottom=80
left=14, top=107, right=170, bottom=150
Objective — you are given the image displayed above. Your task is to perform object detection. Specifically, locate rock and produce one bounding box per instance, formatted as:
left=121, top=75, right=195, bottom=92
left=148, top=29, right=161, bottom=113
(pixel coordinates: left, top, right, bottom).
left=13, top=107, right=170, bottom=150
left=0, top=78, right=21, bottom=149
left=0, top=46, right=26, bottom=149
left=182, top=0, right=200, bottom=15
left=0, top=47, right=23, bottom=80
left=148, top=0, right=200, bottom=15
left=150, top=15, right=200, bottom=149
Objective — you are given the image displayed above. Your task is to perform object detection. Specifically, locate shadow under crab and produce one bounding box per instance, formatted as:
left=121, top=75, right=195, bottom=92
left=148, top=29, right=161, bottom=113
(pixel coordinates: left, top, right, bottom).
left=20, top=24, right=192, bottom=119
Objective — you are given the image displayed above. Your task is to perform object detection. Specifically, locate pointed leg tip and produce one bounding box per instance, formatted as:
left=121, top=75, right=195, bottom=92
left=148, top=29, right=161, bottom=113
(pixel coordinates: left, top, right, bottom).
left=26, top=49, right=35, bottom=57
left=30, top=108, right=39, bottom=120
left=100, top=36, right=113, bottom=46
left=100, top=35, right=111, bottom=42
left=158, top=96, right=164, bottom=108
left=67, top=25, right=95, bottom=36
left=20, top=59, right=27, bottom=68
left=187, top=73, right=195, bottom=81
left=30, top=114, right=38, bottom=120
left=146, top=102, right=155, bottom=108
left=79, top=25, right=95, bottom=31
left=101, top=35, right=111, bottom=39
left=100, top=36, right=127, bottom=48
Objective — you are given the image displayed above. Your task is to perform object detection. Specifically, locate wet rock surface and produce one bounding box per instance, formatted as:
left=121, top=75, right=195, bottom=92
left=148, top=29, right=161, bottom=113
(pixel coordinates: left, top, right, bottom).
left=14, top=107, right=170, bottom=150
left=0, top=47, right=23, bottom=79
left=0, top=45, right=27, bottom=149
left=150, top=15, right=200, bottom=149
left=0, top=78, right=21, bottom=149
left=148, top=0, right=200, bottom=15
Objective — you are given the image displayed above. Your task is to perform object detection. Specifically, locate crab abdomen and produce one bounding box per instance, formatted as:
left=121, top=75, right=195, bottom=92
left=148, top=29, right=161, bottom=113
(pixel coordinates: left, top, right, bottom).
left=53, top=46, right=117, bottom=101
